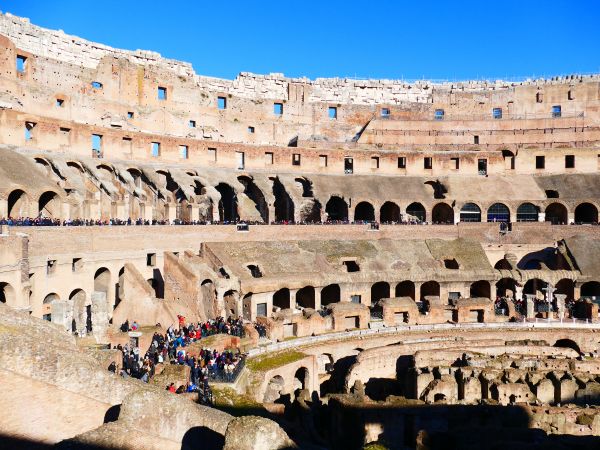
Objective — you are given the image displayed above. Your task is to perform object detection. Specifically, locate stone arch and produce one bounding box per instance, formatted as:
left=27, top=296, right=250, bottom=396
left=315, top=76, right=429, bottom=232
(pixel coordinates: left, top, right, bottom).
left=460, top=203, right=481, bottom=222
left=263, top=375, right=285, bottom=403
left=395, top=281, right=415, bottom=300
left=223, top=289, right=238, bottom=318
left=325, top=196, right=348, bottom=222
left=487, top=203, right=510, bottom=222
left=66, top=161, right=85, bottom=173
left=495, top=278, right=517, bottom=298
left=272, top=178, right=294, bottom=223
left=238, top=175, right=268, bottom=223
left=273, top=288, right=290, bottom=310
left=296, top=286, right=315, bottom=309
left=69, top=288, right=90, bottom=333
left=42, top=292, right=59, bottom=321
left=298, top=199, right=321, bottom=223
left=242, top=292, right=253, bottom=321
left=354, top=201, right=375, bottom=222
left=524, top=278, right=547, bottom=298
left=94, top=267, right=111, bottom=297
left=380, top=201, right=400, bottom=223
left=215, top=183, right=239, bottom=222
left=294, top=367, right=310, bottom=392
left=470, top=280, right=491, bottom=298
left=127, top=168, right=143, bottom=189
left=420, top=281, right=440, bottom=301
left=574, top=202, right=598, bottom=224
left=38, top=191, right=61, bottom=219
left=7, top=189, right=31, bottom=218
left=371, top=281, right=390, bottom=304
left=556, top=279, right=575, bottom=301
left=432, top=203, right=454, bottom=224
left=516, top=202, right=539, bottom=222
left=554, top=338, right=581, bottom=354
left=580, top=281, right=600, bottom=298
left=294, top=177, right=313, bottom=197
left=545, top=203, right=568, bottom=225
left=494, top=258, right=512, bottom=270
left=406, top=202, right=426, bottom=222
left=0, top=282, right=15, bottom=305
left=321, top=284, right=340, bottom=306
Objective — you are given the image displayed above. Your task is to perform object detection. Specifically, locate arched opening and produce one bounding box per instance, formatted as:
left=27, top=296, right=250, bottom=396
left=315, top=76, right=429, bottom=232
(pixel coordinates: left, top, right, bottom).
left=420, top=281, right=440, bottom=301
left=545, top=203, right=568, bottom=225
left=494, top=259, right=512, bottom=270
left=299, top=199, right=321, bottom=223
left=554, top=338, right=581, bottom=354
left=395, top=281, right=415, bottom=300
left=371, top=281, right=390, bottom=304
left=321, top=284, right=341, bottom=306
left=523, top=278, right=547, bottom=298
left=38, top=191, right=60, bottom=219
left=263, top=375, right=285, bottom=403
left=495, top=278, right=517, bottom=298
left=354, top=202, right=375, bottom=222
left=380, top=201, right=400, bottom=223
left=238, top=176, right=268, bottom=223
left=42, top=293, right=59, bottom=321
left=487, top=203, right=510, bottom=222
left=69, top=289, right=89, bottom=333
left=215, top=183, right=239, bottom=222
left=406, top=202, right=426, bottom=222
left=580, top=281, right=600, bottom=299
left=0, top=282, right=15, bottom=305
left=294, top=367, right=310, bottom=392
left=7, top=189, right=30, bottom=218
left=434, top=393, right=447, bottom=403
left=460, top=203, right=481, bottom=222
left=517, top=203, right=539, bottom=222
left=94, top=267, right=111, bottom=297
left=223, top=289, right=238, bottom=318
left=325, top=196, right=348, bottom=222
left=273, top=288, right=291, bottom=310
left=470, top=280, right=491, bottom=298
left=296, top=286, right=315, bottom=309
left=574, top=203, right=598, bottom=224
left=294, top=177, right=313, bottom=197
left=556, top=279, right=575, bottom=301
left=432, top=203, right=454, bottom=224
left=272, top=178, right=294, bottom=223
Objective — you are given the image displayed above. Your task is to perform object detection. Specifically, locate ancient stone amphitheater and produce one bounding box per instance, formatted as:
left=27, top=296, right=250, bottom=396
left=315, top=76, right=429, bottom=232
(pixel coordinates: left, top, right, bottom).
left=2, top=11, right=600, bottom=450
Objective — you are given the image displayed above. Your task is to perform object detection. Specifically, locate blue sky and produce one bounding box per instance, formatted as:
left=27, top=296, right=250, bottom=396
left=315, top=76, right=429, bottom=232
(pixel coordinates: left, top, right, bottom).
left=3, top=0, right=600, bottom=81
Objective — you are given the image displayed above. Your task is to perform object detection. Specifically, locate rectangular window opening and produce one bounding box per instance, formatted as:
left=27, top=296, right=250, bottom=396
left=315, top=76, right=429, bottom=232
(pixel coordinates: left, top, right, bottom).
left=72, top=258, right=83, bottom=272
left=451, top=157, right=460, bottom=170
left=24, top=122, right=36, bottom=141
left=328, top=106, right=337, bottom=119
left=371, top=156, right=380, bottom=169
left=151, top=142, right=161, bottom=157
left=493, top=107, right=502, bottom=119
left=236, top=151, right=245, bottom=170
left=189, top=120, right=196, bottom=128
left=552, top=105, right=562, bottom=118
left=46, top=259, right=57, bottom=275
left=127, top=111, right=134, bottom=119
left=265, top=152, right=274, bottom=165
left=381, top=107, right=390, bottom=118
left=292, top=153, right=301, bottom=166
left=568, top=90, right=574, bottom=101
left=473, top=135, right=479, bottom=145
left=248, top=126, right=255, bottom=134
left=434, top=109, right=445, bottom=120
left=424, top=157, right=433, bottom=170
left=208, top=148, right=217, bottom=162
left=157, top=86, right=167, bottom=100
left=147, top=253, right=156, bottom=267
left=274, top=102, right=283, bottom=116
left=16, top=55, right=27, bottom=73
left=179, top=145, right=189, bottom=160
left=91, top=81, right=103, bottom=89
left=565, top=154, right=575, bottom=169
left=536, top=155, right=545, bottom=169
left=398, top=156, right=406, bottom=169
left=56, top=98, right=64, bottom=107
left=217, top=96, right=227, bottom=109
left=319, top=155, right=328, bottom=167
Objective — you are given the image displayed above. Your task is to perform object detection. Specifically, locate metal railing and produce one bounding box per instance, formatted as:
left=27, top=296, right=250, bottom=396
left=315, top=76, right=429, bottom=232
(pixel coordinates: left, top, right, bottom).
left=207, top=356, right=246, bottom=383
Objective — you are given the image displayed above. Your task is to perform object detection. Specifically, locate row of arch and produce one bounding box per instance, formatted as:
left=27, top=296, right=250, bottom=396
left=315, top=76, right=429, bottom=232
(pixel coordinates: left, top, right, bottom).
left=6, top=189, right=61, bottom=218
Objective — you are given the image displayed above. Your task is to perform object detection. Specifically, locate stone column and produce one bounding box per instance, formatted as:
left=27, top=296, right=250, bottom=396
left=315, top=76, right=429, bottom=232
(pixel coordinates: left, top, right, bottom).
left=525, top=294, right=536, bottom=319
left=555, top=294, right=566, bottom=320
left=268, top=205, right=275, bottom=224
left=510, top=211, right=517, bottom=223
left=568, top=212, right=575, bottom=225
left=374, top=206, right=381, bottom=223
left=289, top=289, right=298, bottom=310
left=0, top=198, right=7, bottom=218
left=314, top=289, right=322, bottom=311
left=91, top=291, right=109, bottom=342
left=51, top=300, right=73, bottom=332
left=538, top=212, right=546, bottom=222
left=515, top=285, right=524, bottom=302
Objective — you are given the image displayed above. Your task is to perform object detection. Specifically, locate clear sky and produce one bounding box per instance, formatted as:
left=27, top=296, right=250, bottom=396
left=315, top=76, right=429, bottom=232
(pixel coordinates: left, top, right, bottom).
left=3, top=0, right=600, bottom=81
